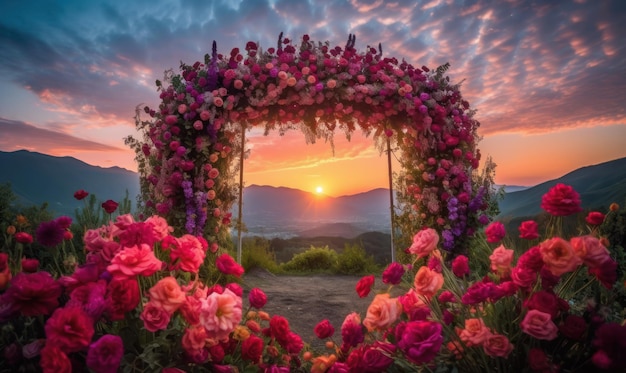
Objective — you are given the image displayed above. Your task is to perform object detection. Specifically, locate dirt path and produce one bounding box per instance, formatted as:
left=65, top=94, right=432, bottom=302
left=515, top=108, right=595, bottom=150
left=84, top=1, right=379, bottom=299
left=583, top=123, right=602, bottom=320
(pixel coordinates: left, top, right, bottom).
left=241, top=270, right=381, bottom=351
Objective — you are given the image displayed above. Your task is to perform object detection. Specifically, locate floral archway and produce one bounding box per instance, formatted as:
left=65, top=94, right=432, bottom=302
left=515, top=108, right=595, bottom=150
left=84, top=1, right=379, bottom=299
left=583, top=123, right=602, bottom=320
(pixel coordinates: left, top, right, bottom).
left=128, top=33, right=491, bottom=257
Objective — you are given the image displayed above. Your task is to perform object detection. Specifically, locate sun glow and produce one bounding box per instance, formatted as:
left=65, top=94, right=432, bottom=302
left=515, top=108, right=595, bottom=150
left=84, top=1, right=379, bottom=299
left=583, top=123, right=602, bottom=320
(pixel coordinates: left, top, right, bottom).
left=315, top=186, right=324, bottom=194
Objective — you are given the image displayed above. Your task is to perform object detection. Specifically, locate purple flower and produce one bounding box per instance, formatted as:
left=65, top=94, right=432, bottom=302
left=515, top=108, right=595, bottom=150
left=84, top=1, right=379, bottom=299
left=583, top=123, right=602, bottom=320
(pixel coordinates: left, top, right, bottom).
left=35, top=220, right=65, bottom=247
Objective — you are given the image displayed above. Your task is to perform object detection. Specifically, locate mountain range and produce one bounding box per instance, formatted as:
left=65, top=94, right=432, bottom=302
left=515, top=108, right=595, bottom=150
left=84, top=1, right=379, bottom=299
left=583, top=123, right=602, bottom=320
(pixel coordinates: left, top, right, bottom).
left=1, top=150, right=625, bottom=237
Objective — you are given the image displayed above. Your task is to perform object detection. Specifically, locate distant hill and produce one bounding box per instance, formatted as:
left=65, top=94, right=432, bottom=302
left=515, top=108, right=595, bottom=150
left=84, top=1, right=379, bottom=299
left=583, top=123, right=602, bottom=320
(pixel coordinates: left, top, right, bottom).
left=239, top=185, right=392, bottom=237
left=498, top=157, right=626, bottom=218
left=0, top=150, right=141, bottom=217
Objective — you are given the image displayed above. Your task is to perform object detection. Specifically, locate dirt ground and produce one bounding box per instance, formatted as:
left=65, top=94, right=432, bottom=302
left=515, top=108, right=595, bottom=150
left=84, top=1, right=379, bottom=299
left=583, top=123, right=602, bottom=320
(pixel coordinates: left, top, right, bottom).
left=241, top=269, right=383, bottom=351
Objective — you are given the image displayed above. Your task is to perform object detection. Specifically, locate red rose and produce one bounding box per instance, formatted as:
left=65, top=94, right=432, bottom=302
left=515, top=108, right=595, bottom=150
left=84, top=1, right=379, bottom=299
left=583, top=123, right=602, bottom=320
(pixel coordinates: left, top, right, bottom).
left=40, top=344, right=72, bottom=373
left=14, top=232, right=33, bottom=244
left=241, top=334, right=263, bottom=363
left=268, top=315, right=291, bottom=346
left=21, top=258, right=39, bottom=273
left=101, top=199, right=119, bottom=214
left=314, top=319, right=335, bottom=339
left=540, top=183, right=582, bottom=216
left=248, top=287, right=267, bottom=309
left=518, top=220, right=539, bottom=240
left=559, top=315, right=587, bottom=341
left=528, top=348, right=551, bottom=371
left=355, top=275, right=375, bottom=298
left=285, top=331, right=304, bottom=354
left=74, top=189, right=89, bottom=200
left=451, top=255, right=469, bottom=277
left=86, top=335, right=124, bottom=373
left=105, top=278, right=140, bottom=321
left=215, top=253, right=244, bottom=277
left=524, top=290, right=563, bottom=319
left=382, top=262, right=405, bottom=285
left=45, top=306, right=95, bottom=353
left=485, top=221, right=506, bottom=243
left=588, top=258, right=618, bottom=289
left=5, top=272, right=62, bottom=316
left=585, top=211, right=605, bottom=226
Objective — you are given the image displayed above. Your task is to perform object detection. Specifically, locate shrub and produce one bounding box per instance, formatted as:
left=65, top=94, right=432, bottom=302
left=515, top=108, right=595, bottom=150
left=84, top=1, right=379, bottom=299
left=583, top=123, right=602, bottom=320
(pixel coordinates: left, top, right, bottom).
left=335, top=243, right=379, bottom=275
left=280, top=245, right=337, bottom=273
left=240, top=236, right=281, bottom=273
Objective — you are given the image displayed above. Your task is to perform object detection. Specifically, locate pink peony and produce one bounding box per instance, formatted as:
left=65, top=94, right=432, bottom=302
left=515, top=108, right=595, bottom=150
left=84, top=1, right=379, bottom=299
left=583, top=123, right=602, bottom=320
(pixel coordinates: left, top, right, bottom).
left=585, top=211, right=605, bottom=226
left=199, top=288, right=242, bottom=341
left=489, top=244, right=514, bottom=276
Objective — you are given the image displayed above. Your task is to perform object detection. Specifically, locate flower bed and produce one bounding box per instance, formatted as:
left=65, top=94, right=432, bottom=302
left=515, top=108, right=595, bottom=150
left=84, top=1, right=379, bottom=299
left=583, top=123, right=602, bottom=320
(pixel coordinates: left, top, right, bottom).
left=1, top=184, right=625, bottom=372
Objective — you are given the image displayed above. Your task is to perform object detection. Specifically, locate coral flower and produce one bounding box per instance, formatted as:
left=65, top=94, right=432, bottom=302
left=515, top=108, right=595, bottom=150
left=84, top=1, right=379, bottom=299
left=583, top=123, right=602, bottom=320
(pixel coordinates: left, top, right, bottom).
left=413, top=266, right=444, bottom=299
left=363, top=293, right=402, bottom=332
left=200, top=288, right=242, bottom=341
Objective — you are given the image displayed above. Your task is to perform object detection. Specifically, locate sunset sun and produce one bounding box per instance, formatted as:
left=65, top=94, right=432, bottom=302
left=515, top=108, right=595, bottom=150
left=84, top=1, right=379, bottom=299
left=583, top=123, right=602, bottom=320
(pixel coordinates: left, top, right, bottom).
left=315, top=186, right=323, bottom=194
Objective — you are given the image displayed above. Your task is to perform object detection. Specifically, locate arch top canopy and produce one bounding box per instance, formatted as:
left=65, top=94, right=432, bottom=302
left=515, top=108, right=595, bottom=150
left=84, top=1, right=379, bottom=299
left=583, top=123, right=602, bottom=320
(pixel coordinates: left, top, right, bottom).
left=130, top=33, right=490, bottom=255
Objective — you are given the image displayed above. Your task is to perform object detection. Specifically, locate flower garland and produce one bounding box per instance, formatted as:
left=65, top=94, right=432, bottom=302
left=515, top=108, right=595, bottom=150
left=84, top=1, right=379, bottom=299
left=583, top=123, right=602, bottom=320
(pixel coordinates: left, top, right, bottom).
left=128, top=34, right=491, bottom=254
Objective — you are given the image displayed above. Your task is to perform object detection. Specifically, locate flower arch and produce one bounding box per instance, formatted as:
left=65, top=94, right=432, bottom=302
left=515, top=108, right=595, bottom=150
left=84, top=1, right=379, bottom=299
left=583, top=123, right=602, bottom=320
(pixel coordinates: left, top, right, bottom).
left=127, top=33, right=492, bottom=257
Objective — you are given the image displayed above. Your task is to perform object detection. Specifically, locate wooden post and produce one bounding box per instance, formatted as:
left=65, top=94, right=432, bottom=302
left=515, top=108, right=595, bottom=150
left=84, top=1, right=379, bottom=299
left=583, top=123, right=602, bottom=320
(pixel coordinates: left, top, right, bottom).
left=237, top=123, right=245, bottom=264
left=386, top=136, right=396, bottom=263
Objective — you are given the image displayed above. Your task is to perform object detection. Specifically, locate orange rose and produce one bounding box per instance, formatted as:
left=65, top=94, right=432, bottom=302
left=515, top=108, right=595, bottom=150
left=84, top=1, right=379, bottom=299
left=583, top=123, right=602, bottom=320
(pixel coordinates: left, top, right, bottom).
left=413, top=266, right=444, bottom=299
left=363, top=294, right=402, bottom=332
left=149, top=276, right=186, bottom=314
left=539, top=237, right=582, bottom=276
left=407, top=228, right=439, bottom=258
left=459, top=318, right=491, bottom=346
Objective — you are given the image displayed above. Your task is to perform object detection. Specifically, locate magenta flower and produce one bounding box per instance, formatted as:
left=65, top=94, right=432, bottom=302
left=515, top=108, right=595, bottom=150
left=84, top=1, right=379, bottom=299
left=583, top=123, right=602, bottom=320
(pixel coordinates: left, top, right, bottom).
left=382, top=262, right=405, bottom=285
left=86, top=335, right=124, bottom=373
left=35, top=220, right=65, bottom=247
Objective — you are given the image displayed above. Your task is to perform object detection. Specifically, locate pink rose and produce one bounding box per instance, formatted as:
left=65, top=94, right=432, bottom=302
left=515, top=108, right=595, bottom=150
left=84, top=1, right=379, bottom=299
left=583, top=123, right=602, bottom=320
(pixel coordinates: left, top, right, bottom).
left=459, top=318, right=491, bottom=346
left=107, top=244, right=163, bottom=280
left=215, top=253, right=244, bottom=277
left=539, top=237, right=582, bottom=276
left=140, top=301, right=171, bottom=332
left=485, top=221, right=506, bottom=243
left=407, top=228, right=439, bottom=258
left=520, top=309, right=558, bottom=340
left=483, top=333, right=514, bottom=358
left=489, top=244, right=514, bottom=276
left=570, top=235, right=611, bottom=268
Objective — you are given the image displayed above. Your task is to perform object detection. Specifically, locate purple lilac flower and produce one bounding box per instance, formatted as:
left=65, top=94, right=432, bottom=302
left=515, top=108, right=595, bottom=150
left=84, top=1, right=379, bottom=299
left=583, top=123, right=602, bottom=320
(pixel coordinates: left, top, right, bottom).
left=468, top=186, right=485, bottom=212
left=195, top=191, right=208, bottom=236
left=442, top=229, right=455, bottom=251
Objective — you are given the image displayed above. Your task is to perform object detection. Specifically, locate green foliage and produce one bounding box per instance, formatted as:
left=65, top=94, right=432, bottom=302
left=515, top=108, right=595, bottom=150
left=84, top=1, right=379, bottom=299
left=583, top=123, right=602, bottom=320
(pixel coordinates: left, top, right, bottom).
left=335, top=243, right=379, bottom=275
left=240, top=236, right=281, bottom=273
left=280, top=245, right=338, bottom=273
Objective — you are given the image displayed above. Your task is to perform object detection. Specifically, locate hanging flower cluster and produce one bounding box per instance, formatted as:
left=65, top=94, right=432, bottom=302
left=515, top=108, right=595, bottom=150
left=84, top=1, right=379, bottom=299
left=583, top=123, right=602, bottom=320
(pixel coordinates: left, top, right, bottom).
left=128, top=34, right=490, bottom=254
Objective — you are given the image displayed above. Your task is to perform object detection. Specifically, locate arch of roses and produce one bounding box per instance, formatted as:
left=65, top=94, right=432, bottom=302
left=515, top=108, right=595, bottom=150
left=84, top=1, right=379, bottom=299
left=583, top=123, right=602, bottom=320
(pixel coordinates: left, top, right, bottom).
left=128, top=34, right=491, bottom=261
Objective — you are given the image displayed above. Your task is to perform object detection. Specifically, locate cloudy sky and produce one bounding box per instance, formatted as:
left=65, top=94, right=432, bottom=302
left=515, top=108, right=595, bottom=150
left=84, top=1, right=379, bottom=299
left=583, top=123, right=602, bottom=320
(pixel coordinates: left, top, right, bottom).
left=1, top=0, right=625, bottom=196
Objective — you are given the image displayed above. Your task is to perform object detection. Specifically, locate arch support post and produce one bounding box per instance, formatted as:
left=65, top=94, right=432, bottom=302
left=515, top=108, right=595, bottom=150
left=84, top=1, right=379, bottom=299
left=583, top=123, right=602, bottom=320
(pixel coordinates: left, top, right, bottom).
left=237, top=123, right=246, bottom=264
left=386, top=136, right=396, bottom=263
